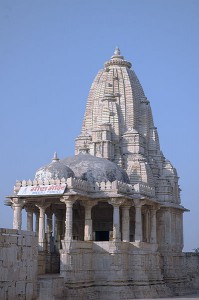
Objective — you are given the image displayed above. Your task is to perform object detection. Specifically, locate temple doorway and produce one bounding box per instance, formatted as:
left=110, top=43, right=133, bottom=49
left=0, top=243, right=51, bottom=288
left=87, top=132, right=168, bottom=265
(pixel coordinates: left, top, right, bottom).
left=95, top=230, right=109, bottom=241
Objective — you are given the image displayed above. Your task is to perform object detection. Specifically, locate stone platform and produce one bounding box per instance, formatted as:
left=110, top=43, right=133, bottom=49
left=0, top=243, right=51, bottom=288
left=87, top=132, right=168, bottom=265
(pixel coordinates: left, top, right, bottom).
left=137, top=294, right=199, bottom=300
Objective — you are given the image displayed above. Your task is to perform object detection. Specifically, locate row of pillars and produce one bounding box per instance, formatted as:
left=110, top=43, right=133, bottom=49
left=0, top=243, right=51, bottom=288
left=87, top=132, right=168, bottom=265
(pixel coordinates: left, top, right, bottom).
left=11, top=196, right=157, bottom=251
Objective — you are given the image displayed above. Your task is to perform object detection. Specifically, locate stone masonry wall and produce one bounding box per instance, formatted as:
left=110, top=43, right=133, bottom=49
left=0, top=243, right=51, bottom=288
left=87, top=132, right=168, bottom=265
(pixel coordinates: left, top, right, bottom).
left=60, top=241, right=172, bottom=300
left=184, top=252, right=199, bottom=291
left=0, top=228, right=38, bottom=300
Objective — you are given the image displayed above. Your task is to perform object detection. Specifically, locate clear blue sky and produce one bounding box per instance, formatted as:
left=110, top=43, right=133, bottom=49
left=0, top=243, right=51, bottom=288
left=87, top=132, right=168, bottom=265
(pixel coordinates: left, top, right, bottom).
left=0, top=0, right=198, bottom=251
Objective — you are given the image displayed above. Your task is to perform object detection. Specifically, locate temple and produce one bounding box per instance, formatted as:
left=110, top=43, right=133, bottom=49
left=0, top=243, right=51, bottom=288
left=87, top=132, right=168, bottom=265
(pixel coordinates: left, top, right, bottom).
left=5, top=48, right=195, bottom=300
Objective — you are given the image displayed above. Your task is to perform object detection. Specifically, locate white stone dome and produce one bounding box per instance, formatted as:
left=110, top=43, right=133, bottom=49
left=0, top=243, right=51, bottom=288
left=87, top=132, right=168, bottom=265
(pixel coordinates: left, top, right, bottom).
left=61, top=153, right=129, bottom=184
left=35, top=152, right=74, bottom=181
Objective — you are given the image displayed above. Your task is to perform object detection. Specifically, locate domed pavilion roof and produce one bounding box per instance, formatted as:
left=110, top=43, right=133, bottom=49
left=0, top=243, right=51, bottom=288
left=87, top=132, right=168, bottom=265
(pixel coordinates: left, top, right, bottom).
left=35, top=152, right=74, bottom=181
left=61, top=153, right=129, bottom=184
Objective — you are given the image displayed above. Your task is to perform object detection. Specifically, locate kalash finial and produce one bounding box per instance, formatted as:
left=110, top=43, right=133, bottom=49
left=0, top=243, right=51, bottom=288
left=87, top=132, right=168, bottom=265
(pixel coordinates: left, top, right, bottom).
left=114, top=46, right=121, bottom=56
left=105, top=47, right=131, bottom=68
left=111, top=46, right=124, bottom=59
left=52, top=152, right=59, bottom=162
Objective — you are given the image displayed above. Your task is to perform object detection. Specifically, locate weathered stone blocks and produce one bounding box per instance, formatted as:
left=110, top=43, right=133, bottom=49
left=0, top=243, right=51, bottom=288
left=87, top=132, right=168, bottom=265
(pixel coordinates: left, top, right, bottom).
left=0, top=228, right=38, bottom=300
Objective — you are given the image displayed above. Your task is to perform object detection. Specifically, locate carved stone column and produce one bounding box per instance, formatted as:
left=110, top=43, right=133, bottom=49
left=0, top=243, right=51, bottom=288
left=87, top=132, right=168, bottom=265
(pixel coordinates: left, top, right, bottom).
left=109, top=198, right=124, bottom=241
left=164, top=208, right=171, bottom=245
left=121, top=204, right=131, bottom=242
left=36, top=202, right=50, bottom=251
left=134, top=199, right=143, bottom=242
left=46, top=209, right=53, bottom=252
left=150, top=207, right=157, bottom=243
left=83, top=200, right=97, bottom=241
left=54, top=210, right=63, bottom=250
left=12, top=198, right=23, bottom=230
left=35, top=210, right=39, bottom=234
left=25, top=205, right=34, bottom=231
left=61, top=196, right=78, bottom=241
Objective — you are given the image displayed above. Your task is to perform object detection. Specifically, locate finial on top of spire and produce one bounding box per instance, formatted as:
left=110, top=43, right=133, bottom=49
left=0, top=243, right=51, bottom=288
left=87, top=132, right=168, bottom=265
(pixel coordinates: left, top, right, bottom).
left=105, top=47, right=132, bottom=69
left=114, top=46, right=121, bottom=56
left=111, top=46, right=124, bottom=60
left=52, top=152, right=59, bottom=162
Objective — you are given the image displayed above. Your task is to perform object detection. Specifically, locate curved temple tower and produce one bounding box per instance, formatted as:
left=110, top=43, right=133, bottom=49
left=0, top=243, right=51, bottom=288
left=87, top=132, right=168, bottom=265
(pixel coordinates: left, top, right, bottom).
left=6, top=48, right=189, bottom=300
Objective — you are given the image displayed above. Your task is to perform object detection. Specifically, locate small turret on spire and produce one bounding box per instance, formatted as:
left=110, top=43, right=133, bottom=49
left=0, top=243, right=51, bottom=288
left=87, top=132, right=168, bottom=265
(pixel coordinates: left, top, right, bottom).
left=52, top=152, right=59, bottom=162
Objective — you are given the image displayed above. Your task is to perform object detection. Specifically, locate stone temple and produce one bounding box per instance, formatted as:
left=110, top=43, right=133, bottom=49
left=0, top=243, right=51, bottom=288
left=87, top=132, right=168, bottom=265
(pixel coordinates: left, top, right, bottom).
left=2, top=48, right=199, bottom=299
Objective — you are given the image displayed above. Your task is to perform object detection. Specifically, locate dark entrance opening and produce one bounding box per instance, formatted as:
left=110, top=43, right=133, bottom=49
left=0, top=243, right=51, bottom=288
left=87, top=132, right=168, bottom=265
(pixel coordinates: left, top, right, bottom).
left=95, top=231, right=109, bottom=241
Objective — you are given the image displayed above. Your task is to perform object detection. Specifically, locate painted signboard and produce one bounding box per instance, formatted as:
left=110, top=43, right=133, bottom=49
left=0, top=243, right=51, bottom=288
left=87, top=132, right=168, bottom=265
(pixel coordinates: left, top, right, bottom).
left=18, top=184, right=66, bottom=196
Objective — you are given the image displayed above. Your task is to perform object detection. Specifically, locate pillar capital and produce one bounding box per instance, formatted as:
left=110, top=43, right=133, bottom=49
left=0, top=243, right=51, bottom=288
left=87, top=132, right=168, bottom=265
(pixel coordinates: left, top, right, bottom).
left=121, top=200, right=133, bottom=210
left=108, top=197, right=125, bottom=207
left=11, top=197, right=24, bottom=207
left=61, top=195, right=78, bottom=207
left=35, top=201, right=50, bottom=211
left=149, top=203, right=160, bottom=212
left=133, top=198, right=146, bottom=208
left=82, top=200, right=98, bottom=208
left=25, top=204, right=35, bottom=213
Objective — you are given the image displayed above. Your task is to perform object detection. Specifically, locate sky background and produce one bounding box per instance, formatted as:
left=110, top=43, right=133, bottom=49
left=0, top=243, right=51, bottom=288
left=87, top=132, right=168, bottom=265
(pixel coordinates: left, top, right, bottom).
left=0, top=0, right=198, bottom=251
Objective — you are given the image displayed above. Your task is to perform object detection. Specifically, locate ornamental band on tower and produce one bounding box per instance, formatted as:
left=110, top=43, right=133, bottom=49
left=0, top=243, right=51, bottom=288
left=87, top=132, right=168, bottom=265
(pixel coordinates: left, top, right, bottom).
left=5, top=48, right=192, bottom=300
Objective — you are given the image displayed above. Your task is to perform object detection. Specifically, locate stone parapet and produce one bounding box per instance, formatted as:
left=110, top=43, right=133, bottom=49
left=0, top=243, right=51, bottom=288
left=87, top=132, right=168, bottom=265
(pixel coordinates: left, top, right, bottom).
left=134, top=182, right=155, bottom=197
left=13, top=177, right=157, bottom=198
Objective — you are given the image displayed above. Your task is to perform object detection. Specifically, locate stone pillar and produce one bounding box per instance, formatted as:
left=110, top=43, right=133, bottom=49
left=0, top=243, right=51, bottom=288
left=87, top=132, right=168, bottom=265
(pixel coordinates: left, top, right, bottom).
left=83, top=201, right=97, bottom=241
left=25, top=205, right=34, bottom=231
left=180, top=212, right=184, bottom=250
left=35, top=210, right=39, bottom=234
left=164, top=208, right=171, bottom=245
left=12, top=198, right=23, bottom=230
left=46, top=210, right=53, bottom=252
left=109, top=198, right=124, bottom=241
left=36, top=203, right=50, bottom=251
left=145, top=210, right=150, bottom=242
left=54, top=211, right=62, bottom=250
left=134, top=200, right=143, bottom=242
left=121, top=205, right=131, bottom=242
left=61, top=196, right=77, bottom=241
left=150, top=208, right=157, bottom=243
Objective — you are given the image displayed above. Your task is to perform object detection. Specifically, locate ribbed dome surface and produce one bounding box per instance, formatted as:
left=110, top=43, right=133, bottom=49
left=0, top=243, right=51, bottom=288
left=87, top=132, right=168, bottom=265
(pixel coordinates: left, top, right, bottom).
left=61, top=153, right=129, bottom=184
left=35, top=153, right=74, bottom=181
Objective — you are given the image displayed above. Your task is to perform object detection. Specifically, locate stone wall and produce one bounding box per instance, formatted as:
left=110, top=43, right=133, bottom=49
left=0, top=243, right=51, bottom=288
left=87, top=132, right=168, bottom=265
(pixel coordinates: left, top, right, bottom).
left=0, top=228, right=38, bottom=300
left=184, top=252, right=199, bottom=290
left=60, top=240, right=171, bottom=300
